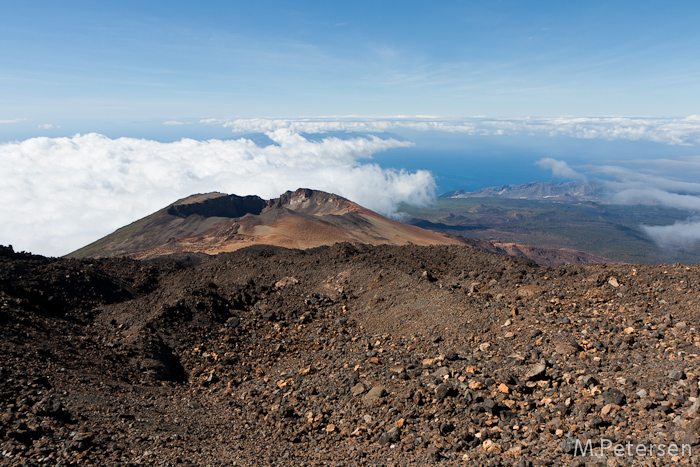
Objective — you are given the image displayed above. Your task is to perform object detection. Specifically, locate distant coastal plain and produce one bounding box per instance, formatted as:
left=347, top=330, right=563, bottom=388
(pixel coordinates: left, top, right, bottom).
left=400, top=183, right=698, bottom=265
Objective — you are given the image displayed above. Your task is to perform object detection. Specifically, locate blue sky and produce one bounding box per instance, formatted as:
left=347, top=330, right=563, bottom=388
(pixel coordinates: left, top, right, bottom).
left=3, top=1, right=700, bottom=255
left=2, top=0, right=700, bottom=133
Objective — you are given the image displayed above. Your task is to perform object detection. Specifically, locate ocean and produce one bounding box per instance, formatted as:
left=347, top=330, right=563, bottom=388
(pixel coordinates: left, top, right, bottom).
left=373, top=134, right=700, bottom=194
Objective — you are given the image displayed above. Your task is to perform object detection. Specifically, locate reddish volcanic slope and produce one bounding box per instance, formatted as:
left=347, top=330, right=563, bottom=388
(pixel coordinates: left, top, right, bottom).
left=68, top=189, right=467, bottom=259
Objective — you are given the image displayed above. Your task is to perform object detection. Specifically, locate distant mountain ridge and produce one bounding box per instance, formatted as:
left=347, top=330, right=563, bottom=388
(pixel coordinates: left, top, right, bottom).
left=440, top=180, right=604, bottom=201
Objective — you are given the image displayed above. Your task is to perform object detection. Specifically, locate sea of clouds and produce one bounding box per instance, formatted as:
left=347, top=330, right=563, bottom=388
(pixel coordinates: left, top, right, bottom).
left=0, top=130, right=433, bottom=256
left=207, top=116, right=700, bottom=249
left=4, top=115, right=700, bottom=256
left=203, top=115, right=700, bottom=146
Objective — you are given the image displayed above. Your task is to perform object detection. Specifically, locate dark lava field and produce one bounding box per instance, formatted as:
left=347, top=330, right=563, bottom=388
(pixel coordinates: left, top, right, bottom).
left=2, top=243, right=700, bottom=466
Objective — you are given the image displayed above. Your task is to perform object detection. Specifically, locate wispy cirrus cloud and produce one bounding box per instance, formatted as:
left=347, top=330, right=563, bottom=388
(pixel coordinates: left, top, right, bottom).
left=0, top=131, right=429, bottom=256
left=203, top=115, right=700, bottom=146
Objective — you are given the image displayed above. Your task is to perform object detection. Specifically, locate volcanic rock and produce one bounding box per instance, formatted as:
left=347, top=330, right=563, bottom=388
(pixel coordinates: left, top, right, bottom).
left=3, top=241, right=700, bottom=465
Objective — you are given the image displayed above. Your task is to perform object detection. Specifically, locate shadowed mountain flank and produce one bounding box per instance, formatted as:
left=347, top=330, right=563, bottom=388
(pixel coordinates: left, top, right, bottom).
left=167, top=193, right=267, bottom=218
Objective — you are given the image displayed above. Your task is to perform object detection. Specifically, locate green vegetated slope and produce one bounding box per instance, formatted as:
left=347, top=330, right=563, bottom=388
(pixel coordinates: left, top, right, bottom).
left=399, top=198, right=699, bottom=265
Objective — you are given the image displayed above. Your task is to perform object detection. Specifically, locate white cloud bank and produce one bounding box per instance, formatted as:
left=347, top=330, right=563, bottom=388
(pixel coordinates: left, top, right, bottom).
left=0, top=131, right=432, bottom=256
left=642, top=219, right=700, bottom=248
left=203, top=115, right=700, bottom=146
left=535, top=158, right=587, bottom=182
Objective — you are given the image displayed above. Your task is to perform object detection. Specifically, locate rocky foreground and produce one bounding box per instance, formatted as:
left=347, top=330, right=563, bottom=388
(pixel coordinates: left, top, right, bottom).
left=1, top=243, right=700, bottom=466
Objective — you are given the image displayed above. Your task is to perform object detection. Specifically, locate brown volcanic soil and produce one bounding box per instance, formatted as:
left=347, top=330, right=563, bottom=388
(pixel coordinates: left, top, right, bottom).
left=492, top=243, right=624, bottom=268
left=2, top=243, right=700, bottom=466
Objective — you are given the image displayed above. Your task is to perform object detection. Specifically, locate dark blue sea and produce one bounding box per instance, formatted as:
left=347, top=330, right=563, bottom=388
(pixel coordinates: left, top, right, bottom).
left=372, top=134, right=700, bottom=194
